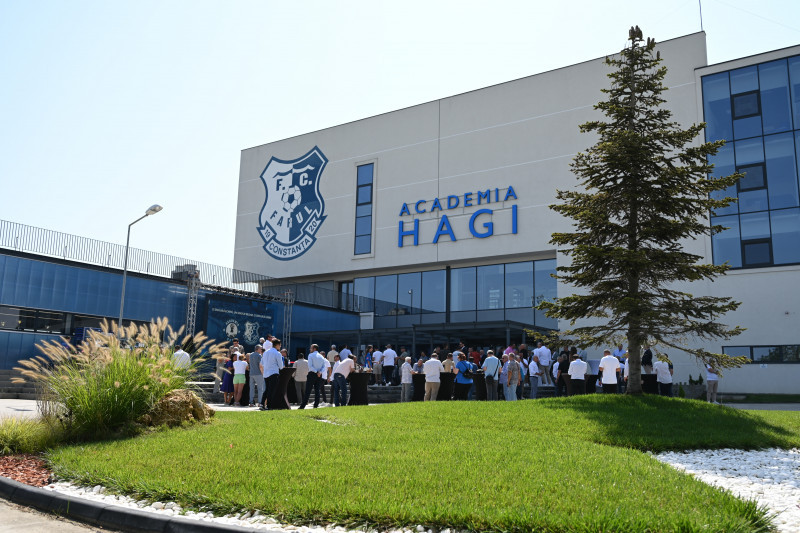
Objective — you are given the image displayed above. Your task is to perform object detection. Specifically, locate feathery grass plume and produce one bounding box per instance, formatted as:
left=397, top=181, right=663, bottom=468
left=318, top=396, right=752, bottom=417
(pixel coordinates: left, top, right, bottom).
left=13, top=318, right=228, bottom=440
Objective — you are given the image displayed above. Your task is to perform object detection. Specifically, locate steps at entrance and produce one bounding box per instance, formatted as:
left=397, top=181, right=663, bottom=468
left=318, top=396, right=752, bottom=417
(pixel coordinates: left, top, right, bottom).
left=0, top=369, right=38, bottom=400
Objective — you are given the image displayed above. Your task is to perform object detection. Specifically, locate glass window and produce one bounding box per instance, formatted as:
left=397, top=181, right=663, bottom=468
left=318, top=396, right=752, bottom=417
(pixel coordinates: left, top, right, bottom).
left=504, top=261, right=533, bottom=308
left=711, top=215, right=742, bottom=268
left=36, top=310, right=66, bottom=334
left=732, top=91, right=760, bottom=119
left=765, top=133, right=800, bottom=210
left=374, top=275, right=397, bottom=316
left=397, top=272, right=420, bottom=315
left=354, top=164, right=374, bottom=256
left=534, top=259, right=557, bottom=328
left=742, top=240, right=772, bottom=267
left=0, top=305, right=23, bottom=330
left=355, top=216, right=371, bottom=237
left=722, top=346, right=751, bottom=359
left=730, top=66, right=759, bottom=94
left=771, top=208, right=800, bottom=264
left=421, top=270, right=446, bottom=313
left=735, top=137, right=764, bottom=166
left=709, top=143, right=738, bottom=216
left=789, top=57, right=800, bottom=131
left=450, top=267, right=476, bottom=312
left=72, top=314, right=103, bottom=330
left=702, top=72, right=732, bottom=141
left=737, top=189, right=769, bottom=213
left=752, top=346, right=780, bottom=362
left=357, top=185, right=372, bottom=205
left=357, top=164, right=373, bottom=186
left=737, top=163, right=766, bottom=191
left=740, top=212, right=771, bottom=240
left=354, top=276, right=374, bottom=313
left=477, top=264, right=504, bottom=310
left=354, top=235, right=371, bottom=255
left=759, top=60, right=792, bottom=134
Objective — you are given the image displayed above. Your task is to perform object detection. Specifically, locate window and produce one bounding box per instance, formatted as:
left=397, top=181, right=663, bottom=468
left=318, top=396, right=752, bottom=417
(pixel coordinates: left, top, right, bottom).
left=731, top=91, right=761, bottom=119
left=504, top=262, right=533, bottom=308
left=421, top=270, right=446, bottom=313
left=354, top=164, right=374, bottom=255
left=339, top=281, right=354, bottom=311
left=736, top=163, right=766, bottom=191
left=724, top=345, right=800, bottom=363
left=741, top=239, right=772, bottom=267
left=353, top=276, right=375, bottom=313
left=450, top=267, right=476, bottom=312
left=374, top=275, right=397, bottom=316
left=397, top=273, right=420, bottom=315
left=477, top=264, right=504, bottom=310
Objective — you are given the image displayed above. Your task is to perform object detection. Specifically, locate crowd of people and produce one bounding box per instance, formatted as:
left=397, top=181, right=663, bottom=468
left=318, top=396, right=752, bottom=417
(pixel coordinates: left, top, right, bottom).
left=216, top=337, right=722, bottom=407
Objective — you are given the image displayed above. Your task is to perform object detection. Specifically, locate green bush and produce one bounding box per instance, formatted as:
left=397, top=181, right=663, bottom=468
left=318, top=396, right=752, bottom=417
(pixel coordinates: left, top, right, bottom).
left=0, top=417, right=63, bottom=455
left=14, top=318, right=226, bottom=440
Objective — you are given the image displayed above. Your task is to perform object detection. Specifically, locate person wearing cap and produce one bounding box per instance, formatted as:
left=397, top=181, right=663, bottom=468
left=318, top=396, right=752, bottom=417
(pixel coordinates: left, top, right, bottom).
left=382, top=344, right=397, bottom=386
left=568, top=353, right=588, bottom=395
left=327, top=344, right=339, bottom=363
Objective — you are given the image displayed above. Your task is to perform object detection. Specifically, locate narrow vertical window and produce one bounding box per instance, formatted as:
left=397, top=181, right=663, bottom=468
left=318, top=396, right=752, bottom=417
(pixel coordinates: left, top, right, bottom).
left=354, top=164, right=374, bottom=255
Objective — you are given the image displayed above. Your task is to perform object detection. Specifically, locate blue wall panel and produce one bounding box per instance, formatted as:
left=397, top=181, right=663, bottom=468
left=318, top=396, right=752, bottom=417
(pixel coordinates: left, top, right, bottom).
left=0, top=331, right=63, bottom=369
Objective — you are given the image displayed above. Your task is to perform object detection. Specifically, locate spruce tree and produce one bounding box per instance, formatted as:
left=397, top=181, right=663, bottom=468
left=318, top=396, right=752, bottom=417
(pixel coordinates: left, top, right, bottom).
left=541, top=27, right=747, bottom=395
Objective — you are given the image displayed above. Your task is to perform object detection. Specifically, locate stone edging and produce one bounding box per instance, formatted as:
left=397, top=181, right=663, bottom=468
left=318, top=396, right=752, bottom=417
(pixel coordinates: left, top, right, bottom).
left=0, top=475, right=276, bottom=533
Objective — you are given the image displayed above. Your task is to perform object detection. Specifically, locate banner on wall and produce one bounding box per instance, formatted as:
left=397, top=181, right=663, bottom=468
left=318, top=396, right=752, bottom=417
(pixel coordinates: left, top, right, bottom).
left=206, top=296, right=273, bottom=347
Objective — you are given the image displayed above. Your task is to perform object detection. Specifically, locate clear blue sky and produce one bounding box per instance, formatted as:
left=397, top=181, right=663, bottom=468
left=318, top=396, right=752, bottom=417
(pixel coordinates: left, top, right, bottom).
left=1, top=0, right=799, bottom=269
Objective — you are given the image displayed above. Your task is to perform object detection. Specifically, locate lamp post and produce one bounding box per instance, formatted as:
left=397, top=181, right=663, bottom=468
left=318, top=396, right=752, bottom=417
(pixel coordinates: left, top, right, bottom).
left=408, top=289, right=413, bottom=315
left=118, top=204, right=163, bottom=337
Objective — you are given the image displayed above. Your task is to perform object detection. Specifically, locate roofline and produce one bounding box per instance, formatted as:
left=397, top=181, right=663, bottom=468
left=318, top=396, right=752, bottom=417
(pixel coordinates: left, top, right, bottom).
left=243, top=31, right=707, bottom=152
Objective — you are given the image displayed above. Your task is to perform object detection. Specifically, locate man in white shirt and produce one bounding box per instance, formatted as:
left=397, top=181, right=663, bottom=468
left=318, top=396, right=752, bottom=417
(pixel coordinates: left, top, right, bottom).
left=482, top=350, right=501, bottom=401
left=599, top=349, right=621, bottom=394
left=372, top=348, right=383, bottom=385
left=259, top=338, right=284, bottom=410
left=293, top=353, right=309, bottom=406
left=653, top=358, right=674, bottom=397
left=172, top=344, right=191, bottom=370
left=422, top=353, right=444, bottom=401
left=320, top=354, right=331, bottom=405
left=568, top=354, right=588, bottom=395
left=706, top=362, right=719, bottom=403
left=528, top=358, right=543, bottom=399
left=400, top=357, right=413, bottom=402
left=533, top=342, right=553, bottom=386
left=327, top=345, right=339, bottom=363
left=382, top=344, right=397, bottom=386
left=300, top=344, right=326, bottom=409
left=261, top=336, right=274, bottom=352
left=332, top=354, right=354, bottom=407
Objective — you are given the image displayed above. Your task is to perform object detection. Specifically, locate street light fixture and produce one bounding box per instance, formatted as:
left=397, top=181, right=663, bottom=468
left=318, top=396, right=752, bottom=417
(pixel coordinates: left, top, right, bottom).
left=408, top=289, right=413, bottom=315
left=118, top=204, right=163, bottom=337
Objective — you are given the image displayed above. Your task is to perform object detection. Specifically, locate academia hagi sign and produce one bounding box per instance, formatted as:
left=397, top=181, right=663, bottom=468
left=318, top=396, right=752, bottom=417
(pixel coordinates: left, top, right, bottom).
left=258, top=146, right=328, bottom=261
left=397, top=186, right=519, bottom=246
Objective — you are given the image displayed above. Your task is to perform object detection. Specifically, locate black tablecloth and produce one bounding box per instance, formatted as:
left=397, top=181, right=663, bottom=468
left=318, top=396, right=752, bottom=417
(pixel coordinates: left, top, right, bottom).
left=347, top=372, right=370, bottom=406
left=273, top=367, right=296, bottom=410
left=586, top=374, right=599, bottom=394
left=437, top=372, right=455, bottom=401
left=412, top=374, right=426, bottom=401
left=473, top=373, right=486, bottom=401
left=642, top=373, right=659, bottom=394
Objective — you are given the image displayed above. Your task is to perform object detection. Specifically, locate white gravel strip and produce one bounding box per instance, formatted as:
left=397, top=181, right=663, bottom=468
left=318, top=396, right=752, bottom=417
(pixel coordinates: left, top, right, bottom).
left=42, top=448, right=800, bottom=532
left=41, top=481, right=442, bottom=533
left=656, top=448, right=800, bottom=533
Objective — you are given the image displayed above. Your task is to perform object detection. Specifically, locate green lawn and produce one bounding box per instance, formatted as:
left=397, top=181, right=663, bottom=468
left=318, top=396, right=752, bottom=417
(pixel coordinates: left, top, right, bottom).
left=46, top=396, right=800, bottom=532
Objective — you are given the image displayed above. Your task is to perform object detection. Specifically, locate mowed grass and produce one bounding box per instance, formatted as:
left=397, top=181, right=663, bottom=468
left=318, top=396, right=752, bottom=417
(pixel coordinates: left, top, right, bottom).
left=46, top=395, right=800, bottom=532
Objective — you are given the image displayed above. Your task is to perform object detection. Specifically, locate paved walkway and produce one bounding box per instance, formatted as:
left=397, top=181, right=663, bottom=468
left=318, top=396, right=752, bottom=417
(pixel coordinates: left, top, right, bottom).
left=0, top=497, right=116, bottom=532
left=0, top=400, right=38, bottom=420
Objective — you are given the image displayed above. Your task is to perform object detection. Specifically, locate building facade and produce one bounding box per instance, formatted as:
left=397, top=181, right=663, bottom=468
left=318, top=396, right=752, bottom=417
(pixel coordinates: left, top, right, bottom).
left=234, top=32, right=800, bottom=394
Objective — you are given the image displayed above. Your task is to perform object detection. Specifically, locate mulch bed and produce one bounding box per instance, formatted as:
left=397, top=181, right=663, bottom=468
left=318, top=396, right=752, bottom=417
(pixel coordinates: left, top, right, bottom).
left=0, top=454, right=52, bottom=487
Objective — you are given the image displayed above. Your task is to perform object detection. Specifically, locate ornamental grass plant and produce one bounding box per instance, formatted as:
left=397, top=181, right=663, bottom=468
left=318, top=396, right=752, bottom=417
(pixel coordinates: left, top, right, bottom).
left=13, top=318, right=226, bottom=440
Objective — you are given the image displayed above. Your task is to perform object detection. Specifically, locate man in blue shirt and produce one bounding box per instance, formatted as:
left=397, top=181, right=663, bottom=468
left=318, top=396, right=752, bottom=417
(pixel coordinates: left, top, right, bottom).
left=300, top=344, right=326, bottom=409
left=259, top=339, right=284, bottom=410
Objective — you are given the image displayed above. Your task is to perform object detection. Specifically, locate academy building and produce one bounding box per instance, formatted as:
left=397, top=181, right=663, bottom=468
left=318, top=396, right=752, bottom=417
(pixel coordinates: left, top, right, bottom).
left=234, top=32, right=800, bottom=394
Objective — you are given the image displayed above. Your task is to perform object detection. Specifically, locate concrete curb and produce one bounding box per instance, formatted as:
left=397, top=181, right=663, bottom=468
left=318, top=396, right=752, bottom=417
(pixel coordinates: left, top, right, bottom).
left=0, top=475, right=280, bottom=533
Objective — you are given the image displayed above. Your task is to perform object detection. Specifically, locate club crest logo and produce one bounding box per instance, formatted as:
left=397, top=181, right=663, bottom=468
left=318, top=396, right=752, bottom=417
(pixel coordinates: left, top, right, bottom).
left=258, top=147, right=327, bottom=261
left=243, top=321, right=260, bottom=345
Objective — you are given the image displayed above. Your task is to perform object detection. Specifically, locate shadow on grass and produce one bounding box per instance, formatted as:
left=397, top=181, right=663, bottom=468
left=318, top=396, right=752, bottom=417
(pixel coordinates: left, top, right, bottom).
left=539, top=394, right=800, bottom=452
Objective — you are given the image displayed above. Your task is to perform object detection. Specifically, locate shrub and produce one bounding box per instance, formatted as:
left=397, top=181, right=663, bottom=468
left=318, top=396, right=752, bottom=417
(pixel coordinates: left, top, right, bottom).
left=13, top=318, right=226, bottom=440
left=0, top=417, right=63, bottom=455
